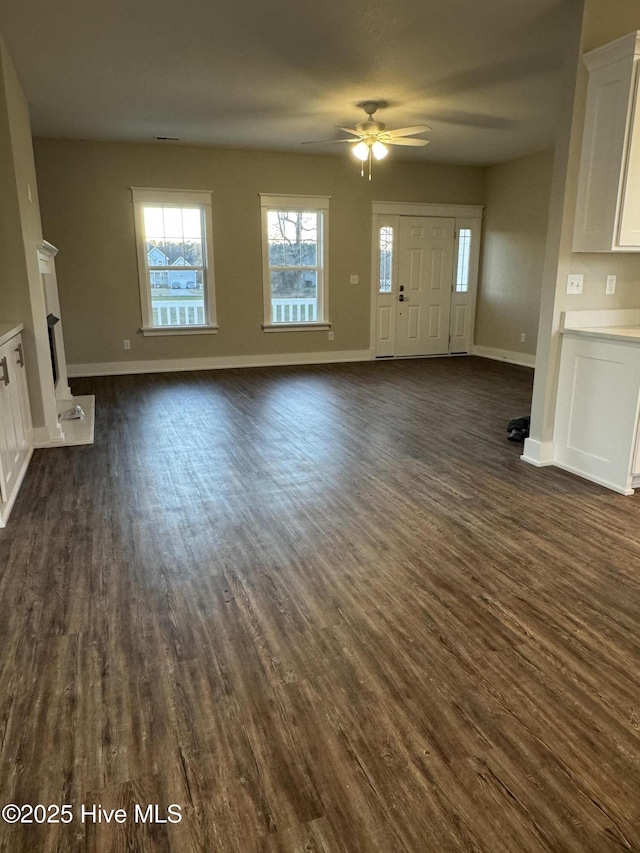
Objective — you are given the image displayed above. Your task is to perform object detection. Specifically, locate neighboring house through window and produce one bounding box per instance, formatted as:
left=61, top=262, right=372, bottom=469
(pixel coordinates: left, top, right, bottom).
left=131, top=188, right=218, bottom=335
left=260, top=194, right=330, bottom=331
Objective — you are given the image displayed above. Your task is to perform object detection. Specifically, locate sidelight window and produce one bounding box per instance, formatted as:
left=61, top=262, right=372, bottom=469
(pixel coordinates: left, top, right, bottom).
left=455, top=228, right=472, bottom=293
left=379, top=225, right=394, bottom=293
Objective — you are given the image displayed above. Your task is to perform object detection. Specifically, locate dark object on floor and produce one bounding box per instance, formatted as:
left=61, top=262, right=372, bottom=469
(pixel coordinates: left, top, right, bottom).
left=507, top=415, right=530, bottom=442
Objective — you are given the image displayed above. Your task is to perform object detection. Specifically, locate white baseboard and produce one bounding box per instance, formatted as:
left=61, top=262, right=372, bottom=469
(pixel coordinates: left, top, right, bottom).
left=473, top=345, right=536, bottom=368
left=552, top=460, right=634, bottom=496
left=521, top=438, right=554, bottom=467
left=524, top=438, right=634, bottom=493
left=68, top=349, right=372, bottom=378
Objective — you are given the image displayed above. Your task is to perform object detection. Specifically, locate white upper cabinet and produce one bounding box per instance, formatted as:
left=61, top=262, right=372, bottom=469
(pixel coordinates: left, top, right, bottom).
left=573, top=32, right=640, bottom=252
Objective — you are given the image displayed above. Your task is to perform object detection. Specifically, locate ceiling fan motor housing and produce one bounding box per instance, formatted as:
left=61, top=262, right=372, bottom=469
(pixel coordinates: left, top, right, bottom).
left=356, top=120, right=385, bottom=135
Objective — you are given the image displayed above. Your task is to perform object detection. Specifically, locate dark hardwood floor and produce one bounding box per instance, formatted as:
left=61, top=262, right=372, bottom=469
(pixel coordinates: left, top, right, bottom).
left=1, top=355, right=640, bottom=852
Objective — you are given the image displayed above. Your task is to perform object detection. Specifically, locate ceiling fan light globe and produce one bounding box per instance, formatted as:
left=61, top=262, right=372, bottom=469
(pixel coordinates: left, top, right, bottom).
left=352, top=141, right=369, bottom=161
left=372, top=141, right=388, bottom=160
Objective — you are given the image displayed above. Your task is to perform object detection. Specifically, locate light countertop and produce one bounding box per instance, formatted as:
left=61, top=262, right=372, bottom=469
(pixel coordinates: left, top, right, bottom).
left=561, top=325, right=640, bottom=343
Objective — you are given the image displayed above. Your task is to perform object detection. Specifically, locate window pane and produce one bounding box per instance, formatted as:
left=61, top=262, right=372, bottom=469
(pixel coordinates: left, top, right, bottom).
left=162, top=207, right=183, bottom=240
left=143, top=207, right=165, bottom=240
left=150, top=270, right=205, bottom=326
left=456, top=228, right=471, bottom=292
left=270, top=270, right=317, bottom=323
left=267, top=210, right=318, bottom=268
left=269, top=242, right=285, bottom=266
left=147, top=241, right=168, bottom=264
left=182, top=208, right=202, bottom=240
left=379, top=226, right=393, bottom=293
left=180, top=239, right=202, bottom=266
left=144, top=206, right=203, bottom=264
left=270, top=269, right=317, bottom=298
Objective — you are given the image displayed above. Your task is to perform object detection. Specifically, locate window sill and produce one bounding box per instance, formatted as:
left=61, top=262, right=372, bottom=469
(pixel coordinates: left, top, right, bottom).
left=262, top=322, right=331, bottom=333
left=141, top=324, right=219, bottom=336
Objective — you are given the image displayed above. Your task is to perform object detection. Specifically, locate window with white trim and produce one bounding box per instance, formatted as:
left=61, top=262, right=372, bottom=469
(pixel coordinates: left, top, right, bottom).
left=260, top=194, right=330, bottom=330
left=131, top=188, right=217, bottom=335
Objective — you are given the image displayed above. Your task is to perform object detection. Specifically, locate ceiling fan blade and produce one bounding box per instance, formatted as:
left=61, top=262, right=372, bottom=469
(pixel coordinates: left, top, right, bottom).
left=386, top=125, right=431, bottom=138
left=302, top=138, right=359, bottom=144
left=387, top=137, right=430, bottom=147
left=336, top=126, right=363, bottom=137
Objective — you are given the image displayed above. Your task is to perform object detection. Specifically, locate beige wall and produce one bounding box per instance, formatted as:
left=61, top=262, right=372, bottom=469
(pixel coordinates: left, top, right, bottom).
left=528, top=0, right=640, bottom=452
left=33, top=139, right=485, bottom=368
left=475, top=150, right=554, bottom=356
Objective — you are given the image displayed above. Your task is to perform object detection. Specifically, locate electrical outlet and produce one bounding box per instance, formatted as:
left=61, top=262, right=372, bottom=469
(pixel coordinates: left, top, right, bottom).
left=606, top=274, right=617, bottom=295
left=566, top=274, right=584, bottom=295
left=350, top=274, right=359, bottom=285
left=520, top=333, right=526, bottom=343
left=328, top=331, right=334, bottom=341
left=123, top=339, right=131, bottom=350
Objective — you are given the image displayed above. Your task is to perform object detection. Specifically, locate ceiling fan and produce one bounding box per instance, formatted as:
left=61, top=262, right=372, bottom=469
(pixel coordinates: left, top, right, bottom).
left=305, top=102, right=431, bottom=180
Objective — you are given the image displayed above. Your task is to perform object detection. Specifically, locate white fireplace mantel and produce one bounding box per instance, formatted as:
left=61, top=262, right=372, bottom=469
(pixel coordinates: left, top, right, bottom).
left=33, top=240, right=94, bottom=448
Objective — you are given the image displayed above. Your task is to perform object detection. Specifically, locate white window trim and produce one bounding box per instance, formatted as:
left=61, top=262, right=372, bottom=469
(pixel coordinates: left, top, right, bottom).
left=131, top=187, right=218, bottom=335
left=259, top=193, right=331, bottom=331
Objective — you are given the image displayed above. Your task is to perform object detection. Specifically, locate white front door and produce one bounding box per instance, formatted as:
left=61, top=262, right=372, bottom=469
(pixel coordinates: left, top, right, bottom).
left=372, top=203, right=482, bottom=359
left=395, top=216, right=455, bottom=357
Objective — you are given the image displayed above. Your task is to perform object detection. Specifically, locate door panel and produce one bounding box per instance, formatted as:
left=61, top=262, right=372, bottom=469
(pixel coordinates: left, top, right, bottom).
left=408, top=248, right=422, bottom=291
left=428, top=305, right=441, bottom=339
left=395, top=217, right=455, bottom=357
left=407, top=305, right=420, bottom=339
left=378, top=306, right=393, bottom=343
left=453, top=304, right=466, bottom=338
left=429, top=248, right=444, bottom=292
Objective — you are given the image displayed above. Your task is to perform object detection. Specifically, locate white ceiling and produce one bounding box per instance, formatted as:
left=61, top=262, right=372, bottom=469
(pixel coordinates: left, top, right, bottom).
left=0, top=0, right=576, bottom=166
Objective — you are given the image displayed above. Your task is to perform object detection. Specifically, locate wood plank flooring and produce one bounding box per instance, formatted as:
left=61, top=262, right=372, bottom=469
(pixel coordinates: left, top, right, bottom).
left=1, top=356, right=640, bottom=852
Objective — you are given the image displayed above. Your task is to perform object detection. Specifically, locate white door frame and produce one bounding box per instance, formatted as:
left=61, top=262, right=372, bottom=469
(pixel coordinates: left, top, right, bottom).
left=369, top=202, right=483, bottom=358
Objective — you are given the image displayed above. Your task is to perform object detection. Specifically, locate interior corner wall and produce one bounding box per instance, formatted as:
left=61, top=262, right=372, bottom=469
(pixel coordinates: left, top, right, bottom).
left=0, top=35, right=51, bottom=430
left=32, top=139, right=484, bottom=371
left=475, top=149, right=554, bottom=357
left=0, top=60, right=23, bottom=323
left=528, top=0, right=640, bottom=450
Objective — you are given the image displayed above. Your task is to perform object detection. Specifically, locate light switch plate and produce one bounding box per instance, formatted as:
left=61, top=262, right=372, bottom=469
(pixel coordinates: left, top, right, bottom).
left=566, top=274, right=584, bottom=295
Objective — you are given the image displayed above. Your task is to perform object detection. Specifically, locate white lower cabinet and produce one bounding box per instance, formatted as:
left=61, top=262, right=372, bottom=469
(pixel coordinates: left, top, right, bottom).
left=554, top=330, right=640, bottom=495
left=0, top=328, right=33, bottom=526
